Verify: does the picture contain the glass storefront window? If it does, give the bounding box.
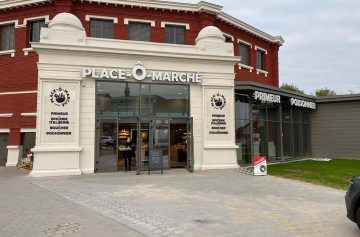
[267,103,280,121]
[150,84,189,117]
[96,82,189,118]
[235,93,250,120]
[252,119,267,157]
[267,121,282,161]
[235,119,251,165]
[282,122,293,158]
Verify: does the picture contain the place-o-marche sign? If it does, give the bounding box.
[82,61,201,84]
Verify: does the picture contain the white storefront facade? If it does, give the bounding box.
[30,13,239,177]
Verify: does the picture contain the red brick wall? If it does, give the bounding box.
[0,0,281,144]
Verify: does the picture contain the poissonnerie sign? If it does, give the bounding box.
[83,61,201,84]
[290,98,316,109]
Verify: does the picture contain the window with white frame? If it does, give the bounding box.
[0,24,15,51]
[239,43,250,66]
[165,25,185,45]
[90,19,114,39]
[128,22,151,42]
[29,19,45,44]
[256,49,265,70]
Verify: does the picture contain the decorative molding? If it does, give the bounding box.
[238,63,253,72]
[0,128,10,133]
[85,15,118,23]
[20,128,36,133]
[21,112,37,117]
[0,90,37,95]
[0,113,13,118]
[256,68,268,77]
[23,48,34,56]
[255,45,267,54]
[161,21,190,29]
[237,39,252,48]
[124,18,155,27]
[0,50,15,57]
[222,32,234,42]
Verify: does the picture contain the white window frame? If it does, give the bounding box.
[256,68,268,77]
[238,63,254,72]
[223,32,234,42]
[20,128,36,133]
[0,20,18,57]
[237,38,252,48]
[161,21,190,30]
[255,45,267,54]
[0,128,10,133]
[18,15,50,28]
[85,15,118,24]
[124,18,155,27]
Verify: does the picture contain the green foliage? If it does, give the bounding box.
[315,87,336,97]
[280,83,304,94]
[268,159,360,189]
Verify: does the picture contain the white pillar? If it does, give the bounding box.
[6,145,22,166]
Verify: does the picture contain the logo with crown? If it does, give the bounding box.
[50,87,70,107]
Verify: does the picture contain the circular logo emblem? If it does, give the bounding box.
[211,93,226,110]
[50,87,70,107]
[260,165,267,173]
[132,62,147,81]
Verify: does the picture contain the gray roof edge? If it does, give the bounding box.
[235,81,316,101]
[316,94,360,103]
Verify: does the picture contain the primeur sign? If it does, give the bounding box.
[83,61,202,84]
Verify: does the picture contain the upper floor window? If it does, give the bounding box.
[165,25,185,45]
[29,19,45,44]
[128,22,151,42]
[256,49,265,70]
[239,43,250,66]
[90,19,113,39]
[0,24,15,51]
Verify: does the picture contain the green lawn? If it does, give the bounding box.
[267,159,360,190]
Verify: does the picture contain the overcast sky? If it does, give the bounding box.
[178,0,360,95]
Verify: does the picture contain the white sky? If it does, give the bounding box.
[178,0,360,95]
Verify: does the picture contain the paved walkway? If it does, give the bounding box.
[0,167,358,237]
[0,167,144,237]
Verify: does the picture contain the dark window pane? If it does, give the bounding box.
[165,25,185,44]
[29,19,45,44]
[90,19,113,39]
[253,119,267,157]
[256,50,265,70]
[267,103,280,121]
[239,43,249,65]
[235,119,252,165]
[267,121,282,161]
[293,123,303,157]
[282,122,293,158]
[128,22,150,42]
[235,93,250,120]
[303,124,311,156]
[252,102,267,121]
[0,24,15,50]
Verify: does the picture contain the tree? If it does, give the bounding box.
[280,83,304,94]
[315,87,336,97]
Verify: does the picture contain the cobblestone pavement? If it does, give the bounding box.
[1,167,358,237]
[0,167,144,237]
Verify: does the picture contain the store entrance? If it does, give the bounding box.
[95,118,193,173]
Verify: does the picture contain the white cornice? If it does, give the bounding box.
[0,0,284,45]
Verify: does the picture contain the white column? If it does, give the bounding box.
[6,145,22,166]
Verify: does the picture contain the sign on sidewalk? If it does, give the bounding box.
[253,156,267,176]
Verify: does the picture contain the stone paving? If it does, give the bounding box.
[0,167,144,237]
[1,167,359,237]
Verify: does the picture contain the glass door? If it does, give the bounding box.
[118,118,139,172]
[96,118,118,172]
